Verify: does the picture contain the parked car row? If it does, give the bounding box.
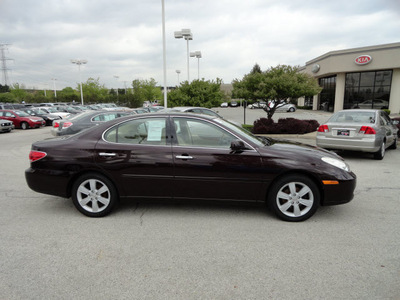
[0,110,46,130]
[247,101,297,112]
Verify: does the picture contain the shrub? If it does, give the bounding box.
[383,109,391,115]
[253,118,319,134]
[241,124,254,132]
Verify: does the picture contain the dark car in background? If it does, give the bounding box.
[26,112,356,222]
[0,109,45,129]
[51,110,131,136]
[21,108,62,126]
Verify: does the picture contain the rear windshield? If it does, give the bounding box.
[329,111,376,124]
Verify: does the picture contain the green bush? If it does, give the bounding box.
[383,109,391,115]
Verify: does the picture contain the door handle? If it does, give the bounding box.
[175,155,193,160]
[99,152,117,157]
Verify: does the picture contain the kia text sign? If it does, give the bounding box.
[355,55,372,65]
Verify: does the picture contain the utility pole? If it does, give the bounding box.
[0,44,12,86]
[52,78,57,98]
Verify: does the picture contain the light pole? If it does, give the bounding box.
[174,29,192,82]
[162,0,168,107]
[51,78,57,99]
[71,59,87,105]
[113,75,119,96]
[176,70,181,85]
[190,51,202,80]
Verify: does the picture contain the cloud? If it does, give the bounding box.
[1,0,399,90]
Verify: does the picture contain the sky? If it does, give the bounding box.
[1,0,399,91]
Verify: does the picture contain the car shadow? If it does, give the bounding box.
[115,198,273,219]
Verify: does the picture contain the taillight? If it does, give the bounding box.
[62,122,73,128]
[29,151,47,162]
[359,126,376,134]
[53,121,60,128]
[317,125,329,133]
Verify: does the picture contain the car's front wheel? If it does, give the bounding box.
[268,175,319,222]
[21,122,29,130]
[72,173,118,217]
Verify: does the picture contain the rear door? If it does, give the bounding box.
[94,116,174,199]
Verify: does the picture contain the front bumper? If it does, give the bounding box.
[321,172,357,206]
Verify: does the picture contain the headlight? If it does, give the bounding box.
[321,157,350,172]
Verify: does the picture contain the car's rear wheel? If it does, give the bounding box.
[374,142,385,160]
[268,175,319,222]
[288,107,295,112]
[389,137,397,150]
[21,122,29,130]
[72,173,117,217]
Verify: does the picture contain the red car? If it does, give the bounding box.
[0,109,45,129]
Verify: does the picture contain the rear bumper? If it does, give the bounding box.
[316,136,380,152]
[25,167,71,198]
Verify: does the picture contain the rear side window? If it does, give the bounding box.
[104,118,167,145]
[92,113,118,122]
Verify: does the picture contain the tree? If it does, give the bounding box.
[167,79,224,108]
[131,78,162,105]
[0,84,10,93]
[232,65,322,119]
[58,87,79,103]
[78,78,109,104]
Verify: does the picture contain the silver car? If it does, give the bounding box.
[316,109,398,160]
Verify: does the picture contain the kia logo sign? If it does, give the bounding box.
[355,55,372,65]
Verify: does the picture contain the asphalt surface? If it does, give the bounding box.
[1,111,399,300]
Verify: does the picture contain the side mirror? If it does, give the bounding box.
[230,140,246,152]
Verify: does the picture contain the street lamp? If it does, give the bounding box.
[190,51,202,80]
[174,29,193,82]
[113,75,119,96]
[176,70,181,85]
[71,59,87,105]
[51,78,57,98]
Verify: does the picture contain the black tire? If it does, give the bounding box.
[288,107,296,112]
[373,142,385,160]
[267,175,319,222]
[72,173,118,217]
[389,137,397,150]
[21,122,29,130]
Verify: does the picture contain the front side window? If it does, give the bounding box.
[173,118,236,148]
[104,117,167,145]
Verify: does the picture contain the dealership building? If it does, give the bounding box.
[299,42,400,114]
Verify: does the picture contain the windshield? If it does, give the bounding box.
[14,110,30,117]
[214,118,270,147]
[46,107,58,113]
[329,111,376,124]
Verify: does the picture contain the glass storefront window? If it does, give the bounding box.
[344,70,392,109]
[319,76,336,112]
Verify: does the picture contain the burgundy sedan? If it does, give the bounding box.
[0,109,45,129]
[25,113,356,221]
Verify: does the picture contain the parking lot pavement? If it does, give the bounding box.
[215,106,334,126]
[1,120,400,299]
